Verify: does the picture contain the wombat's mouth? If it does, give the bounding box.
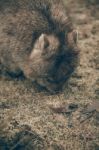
[46,76,66,84]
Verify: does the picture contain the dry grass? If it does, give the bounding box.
[0,0,99,149]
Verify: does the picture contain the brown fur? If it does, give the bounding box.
[0,0,79,93]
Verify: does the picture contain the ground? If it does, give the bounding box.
[0,0,99,150]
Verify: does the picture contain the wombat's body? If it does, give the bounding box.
[0,0,78,93]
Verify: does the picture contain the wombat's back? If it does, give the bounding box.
[0,1,53,75]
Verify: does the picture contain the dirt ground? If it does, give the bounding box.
[0,0,99,150]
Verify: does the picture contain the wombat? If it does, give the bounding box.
[0,0,79,93]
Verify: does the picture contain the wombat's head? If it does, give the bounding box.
[24,33,78,93]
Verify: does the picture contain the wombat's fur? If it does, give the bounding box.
[0,0,79,93]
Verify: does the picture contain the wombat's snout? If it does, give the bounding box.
[32,53,72,93]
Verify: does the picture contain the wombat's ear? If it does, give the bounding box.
[39,34,49,49]
[29,34,50,60]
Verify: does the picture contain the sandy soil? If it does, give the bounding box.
[0,0,99,149]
